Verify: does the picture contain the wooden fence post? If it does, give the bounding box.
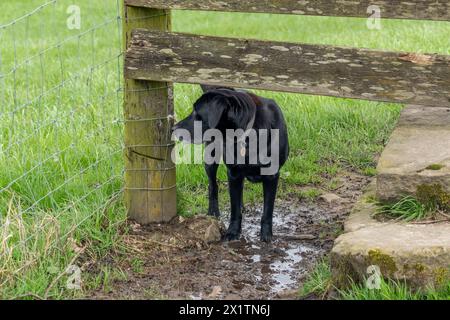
[122,2,176,224]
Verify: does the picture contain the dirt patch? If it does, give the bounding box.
[87,172,370,300]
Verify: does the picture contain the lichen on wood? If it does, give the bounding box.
[125,30,450,107]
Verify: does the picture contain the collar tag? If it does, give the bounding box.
[240,142,247,157]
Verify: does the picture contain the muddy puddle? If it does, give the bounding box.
[87,173,369,300]
[209,205,325,298]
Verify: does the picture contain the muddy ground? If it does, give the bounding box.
[87,173,370,300]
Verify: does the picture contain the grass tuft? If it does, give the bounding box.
[339,278,420,300]
[300,260,450,300]
[299,260,333,299]
[375,184,450,222]
[375,196,430,222]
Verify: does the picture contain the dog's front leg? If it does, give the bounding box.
[205,163,220,217]
[261,174,280,242]
[224,169,244,241]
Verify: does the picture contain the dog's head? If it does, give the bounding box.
[172,89,256,144]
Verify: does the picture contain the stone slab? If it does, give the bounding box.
[331,182,450,290]
[376,105,450,202]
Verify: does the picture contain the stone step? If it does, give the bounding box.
[331,182,450,291]
[376,105,450,203]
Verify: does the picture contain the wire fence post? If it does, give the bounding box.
[122,2,176,224]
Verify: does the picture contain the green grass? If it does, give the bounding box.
[300,260,450,300]
[0,0,449,298]
[339,279,450,300]
[375,184,450,222]
[0,0,126,299]
[300,260,333,299]
[376,196,431,222]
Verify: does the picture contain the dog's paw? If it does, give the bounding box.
[260,225,273,243]
[223,230,241,242]
[207,209,221,218]
[260,233,273,243]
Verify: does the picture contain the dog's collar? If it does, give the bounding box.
[237,108,256,144]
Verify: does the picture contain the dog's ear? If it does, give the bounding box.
[224,92,257,129]
[200,85,212,93]
[208,96,228,129]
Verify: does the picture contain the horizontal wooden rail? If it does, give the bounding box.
[125,30,450,107]
[125,0,450,21]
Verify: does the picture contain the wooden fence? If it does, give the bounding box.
[122,0,450,224]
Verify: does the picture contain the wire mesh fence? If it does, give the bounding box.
[0,0,126,297]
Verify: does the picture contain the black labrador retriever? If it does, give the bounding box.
[173,85,289,242]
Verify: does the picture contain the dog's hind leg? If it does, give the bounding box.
[205,163,220,217]
[224,170,244,241]
[261,174,280,242]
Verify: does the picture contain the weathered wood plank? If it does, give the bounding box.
[123,5,176,224]
[125,30,450,107]
[125,0,450,21]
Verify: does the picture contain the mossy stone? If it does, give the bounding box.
[425,164,445,171]
[433,267,450,288]
[416,184,450,212]
[367,249,398,274]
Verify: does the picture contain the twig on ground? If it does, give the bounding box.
[411,218,450,225]
[279,234,317,241]
[10,292,44,300]
[438,211,450,219]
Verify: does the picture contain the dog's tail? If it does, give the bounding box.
[200,84,235,93]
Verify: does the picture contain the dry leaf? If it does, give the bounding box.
[130,222,142,232]
[67,237,84,254]
[207,286,223,299]
[398,53,434,66]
